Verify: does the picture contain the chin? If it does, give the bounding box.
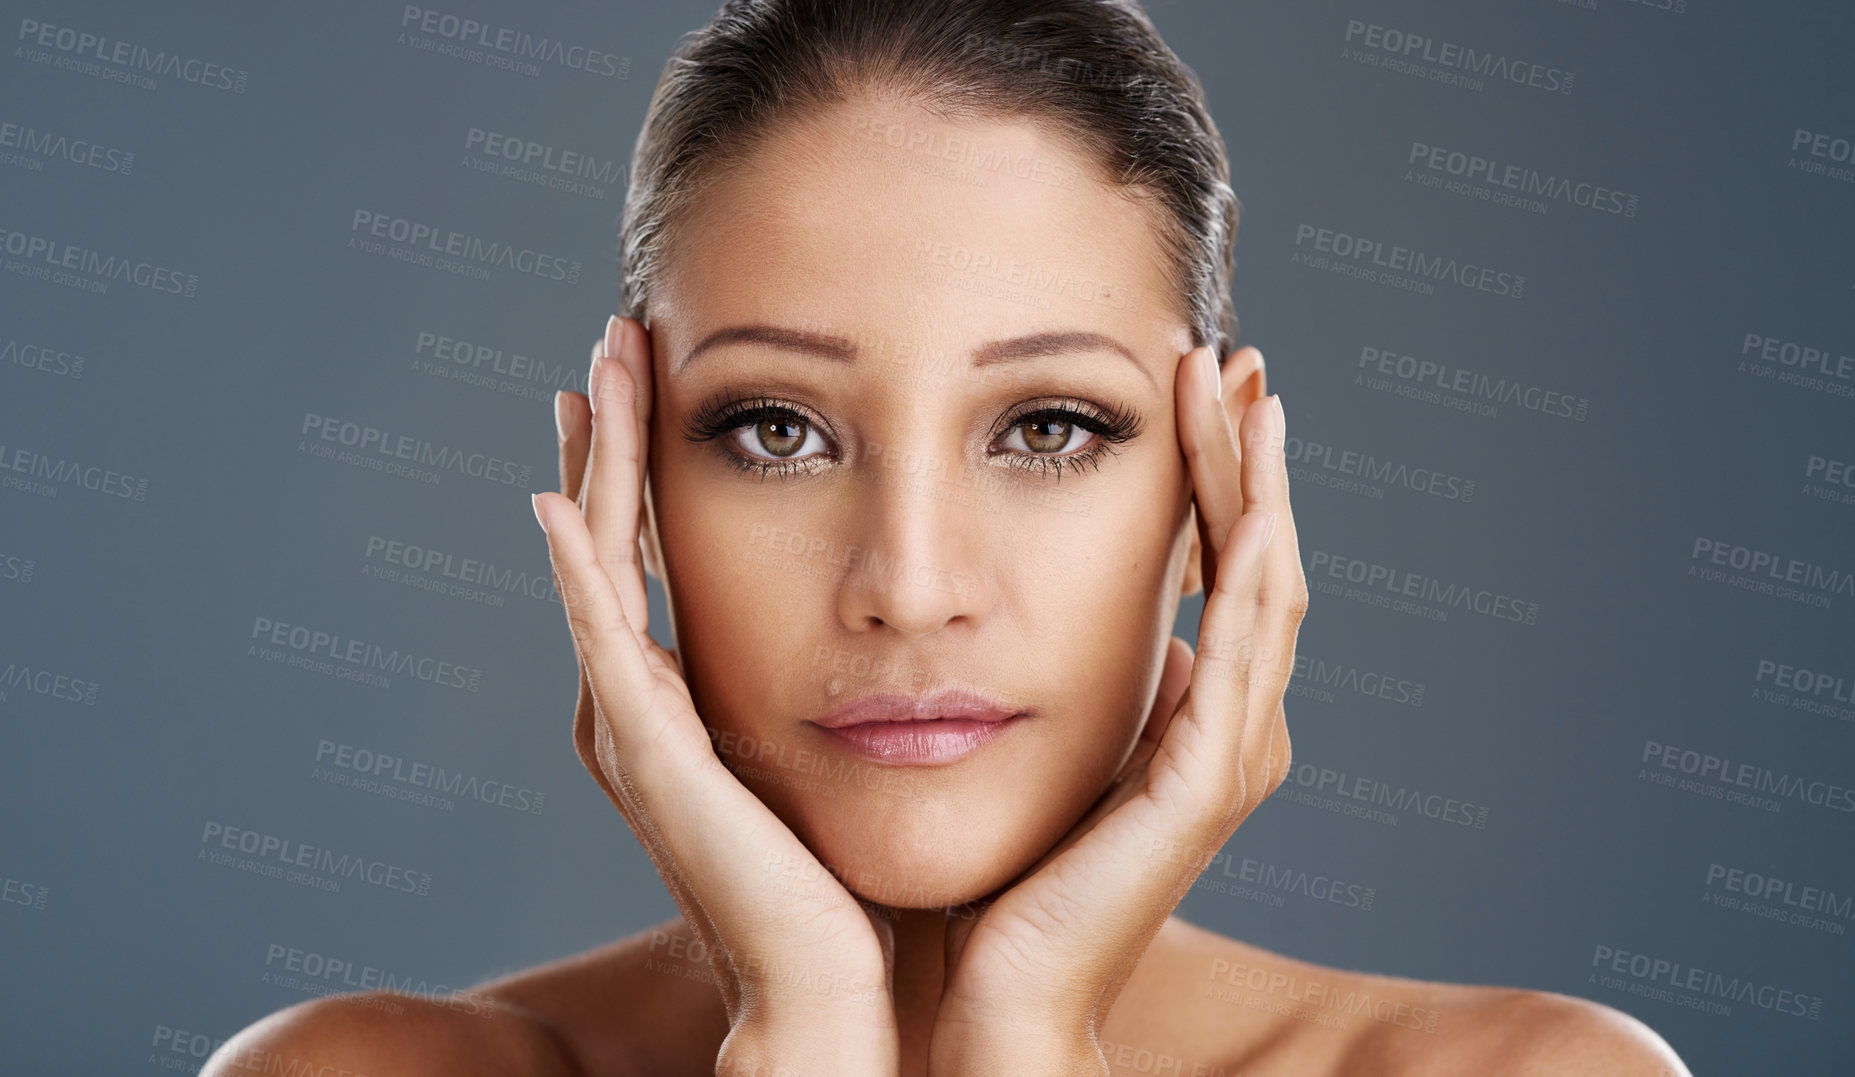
[754,772,1075,909]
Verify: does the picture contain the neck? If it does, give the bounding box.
[886,906,953,1077]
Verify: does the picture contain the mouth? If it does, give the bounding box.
[808,686,1028,765]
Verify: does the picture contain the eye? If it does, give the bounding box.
[989,401,1144,481]
[999,414,1093,455]
[681,390,839,482]
[732,414,829,461]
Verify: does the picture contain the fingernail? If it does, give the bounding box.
[588,354,605,415]
[1271,394,1285,428]
[1260,511,1279,552]
[605,314,623,367]
[553,391,569,442]
[1198,346,1221,397]
[530,493,548,534]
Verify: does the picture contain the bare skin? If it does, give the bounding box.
[198,371,1690,1076]
[201,914,1690,1077]
[204,91,1691,1077]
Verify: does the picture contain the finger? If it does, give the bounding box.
[1118,635,1194,783]
[557,389,591,500]
[1236,395,1307,767]
[533,492,658,747]
[967,517,1273,988]
[582,317,652,632]
[607,315,654,489]
[1174,346,1244,592]
[1182,507,1276,797]
[575,334,604,514]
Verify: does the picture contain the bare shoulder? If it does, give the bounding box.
[1127,917,1690,1077]
[199,990,577,1077]
[1404,987,1694,1077]
[471,915,730,1075]
[201,917,726,1077]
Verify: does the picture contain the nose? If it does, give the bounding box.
[835,445,994,637]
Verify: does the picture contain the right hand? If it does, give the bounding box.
[536,315,900,1074]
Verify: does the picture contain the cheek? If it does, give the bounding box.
[647,454,827,721]
[649,438,1188,728]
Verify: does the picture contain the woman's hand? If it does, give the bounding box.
[927,345,1308,1075]
[536,316,901,1076]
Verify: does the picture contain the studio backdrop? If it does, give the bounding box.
[1,1,1851,1073]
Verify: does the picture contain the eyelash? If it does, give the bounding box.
[679,388,1144,483]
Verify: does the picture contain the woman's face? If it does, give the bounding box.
[643,91,1202,907]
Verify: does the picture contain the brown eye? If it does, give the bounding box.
[736,415,824,460]
[758,418,805,456]
[1006,415,1089,455]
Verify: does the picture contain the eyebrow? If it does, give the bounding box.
[676,324,1155,388]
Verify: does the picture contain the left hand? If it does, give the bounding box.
[927,344,1309,1075]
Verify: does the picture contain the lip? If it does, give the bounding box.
[808,686,1027,765]
[813,686,1022,728]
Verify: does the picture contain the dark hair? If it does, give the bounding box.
[620,0,1241,361]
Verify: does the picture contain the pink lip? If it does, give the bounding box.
[809,687,1027,764]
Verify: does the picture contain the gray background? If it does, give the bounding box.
[3,0,1852,1072]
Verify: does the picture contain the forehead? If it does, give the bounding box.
[652,92,1188,373]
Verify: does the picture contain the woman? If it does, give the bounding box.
[207,1,1690,1073]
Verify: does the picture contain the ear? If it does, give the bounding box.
[1179,344,1269,597]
